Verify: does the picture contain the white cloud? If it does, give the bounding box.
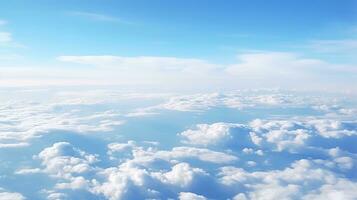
[154,146,238,164]
[179,123,242,146]
[2,50,355,92]
[158,93,221,111]
[302,179,357,200]
[0,32,12,43]
[106,140,238,165]
[0,188,25,200]
[248,118,357,152]
[178,115,357,153]
[148,91,334,112]
[308,119,357,138]
[0,100,125,148]
[55,176,90,190]
[0,142,29,148]
[91,162,151,200]
[108,140,136,153]
[250,119,311,152]
[225,51,357,91]
[27,142,223,199]
[219,159,357,200]
[5,90,356,199]
[69,11,128,23]
[179,192,207,200]
[46,192,67,200]
[152,163,207,187]
[233,193,248,200]
[35,142,98,179]
[15,168,41,175]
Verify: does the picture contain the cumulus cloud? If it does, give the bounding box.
[22,142,99,184]
[308,119,357,138]
[249,118,357,152]
[249,119,311,152]
[0,188,25,200]
[179,123,246,146]
[152,163,208,187]
[219,159,357,200]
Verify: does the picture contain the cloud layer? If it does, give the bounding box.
[1,89,356,200]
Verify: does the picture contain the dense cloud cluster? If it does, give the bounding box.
[1,90,356,199]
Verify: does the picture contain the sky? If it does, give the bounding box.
[0,1,357,200]
[0,0,356,92]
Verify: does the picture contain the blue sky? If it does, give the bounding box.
[0,0,356,91]
[1,0,356,61]
[0,0,357,59]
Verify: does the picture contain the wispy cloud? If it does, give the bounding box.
[0,20,26,48]
[69,11,130,24]
[0,32,12,43]
[308,39,357,54]
[0,20,12,43]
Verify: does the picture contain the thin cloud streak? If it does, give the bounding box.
[69,11,131,24]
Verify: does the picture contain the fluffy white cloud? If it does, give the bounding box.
[302,179,357,200]
[108,141,136,153]
[179,123,244,146]
[308,119,357,138]
[0,188,25,200]
[24,142,223,200]
[91,164,150,200]
[55,176,90,190]
[32,142,98,180]
[152,163,207,187]
[179,192,207,200]
[178,116,357,153]
[219,159,357,200]
[249,118,357,152]
[249,119,311,152]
